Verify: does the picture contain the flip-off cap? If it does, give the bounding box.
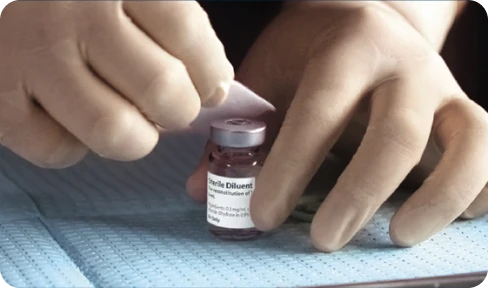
[210,118,266,148]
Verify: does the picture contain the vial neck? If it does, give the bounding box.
[217,146,260,154]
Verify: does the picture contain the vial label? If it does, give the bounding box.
[207,172,255,229]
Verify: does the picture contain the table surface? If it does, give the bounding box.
[0,134,486,288]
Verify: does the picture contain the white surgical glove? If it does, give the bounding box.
[0,1,234,167]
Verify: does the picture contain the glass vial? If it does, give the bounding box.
[207,118,266,240]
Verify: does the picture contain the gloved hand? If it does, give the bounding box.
[187,1,488,250]
[0,1,233,168]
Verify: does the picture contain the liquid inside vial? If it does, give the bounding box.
[207,118,266,240]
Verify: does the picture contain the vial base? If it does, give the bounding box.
[208,223,262,240]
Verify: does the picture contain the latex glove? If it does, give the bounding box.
[188,2,488,250]
[0,1,233,168]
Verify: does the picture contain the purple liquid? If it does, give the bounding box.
[207,146,264,240]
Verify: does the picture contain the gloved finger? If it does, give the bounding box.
[28,40,158,161]
[310,77,436,252]
[461,184,488,219]
[84,4,201,130]
[390,98,488,247]
[123,1,234,107]
[0,89,87,168]
[249,47,373,231]
[186,140,216,202]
